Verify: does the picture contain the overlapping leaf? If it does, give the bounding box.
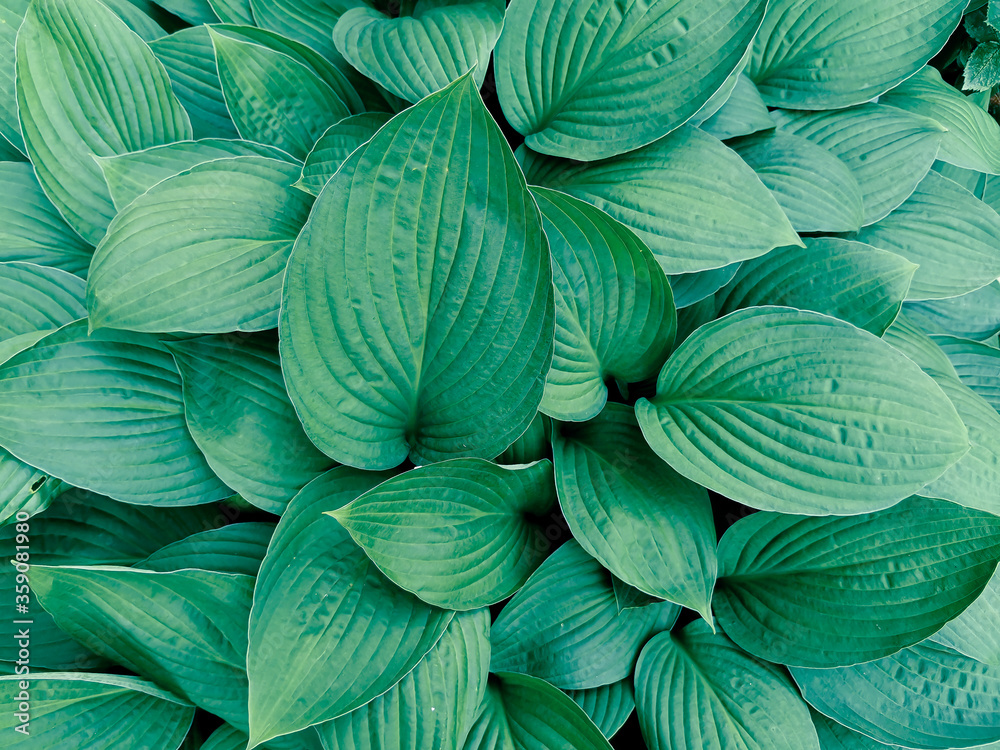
[905,281,1000,340]
[934,335,1000,412]
[698,73,774,141]
[136,522,276,576]
[566,680,634,741]
[298,112,391,195]
[935,567,1000,666]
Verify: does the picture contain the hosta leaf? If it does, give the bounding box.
[167,334,334,514]
[330,458,556,609]
[635,621,819,750]
[714,497,1000,667]
[521,126,800,274]
[281,75,553,469]
[495,0,766,160]
[730,132,865,233]
[933,335,1000,412]
[298,112,391,195]
[0,261,86,359]
[699,73,774,141]
[316,609,490,750]
[333,0,505,102]
[0,673,194,750]
[883,312,960,378]
[0,0,28,154]
[248,467,453,746]
[203,725,251,750]
[882,66,1000,174]
[88,157,313,333]
[635,307,968,514]
[250,0,364,60]
[532,187,674,421]
[136,522,276,576]
[688,54,749,126]
[935,566,1000,666]
[495,411,552,466]
[565,680,635,740]
[15,0,192,245]
[714,238,916,336]
[154,0,219,23]
[490,540,679,689]
[461,672,612,750]
[772,105,945,225]
[97,138,294,211]
[850,170,1000,300]
[810,709,895,750]
[0,321,229,505]
[668,263,741,309]
[210,0,252,24]
[792,641,1000,749]
[748,0,966,109]
[905,281,1000,340]
[32,565,256,729]
[552,404,716,617]
[0,451,66,527]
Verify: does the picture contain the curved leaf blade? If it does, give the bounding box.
[905,281,1000,341]
[565,680,634,741]
[298,112,391,195]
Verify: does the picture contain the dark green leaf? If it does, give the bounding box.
[965,40,1000,91]
[298,112,391,195]
[668,263,741,309]
[565,680,634,741]
[136,522,275,576]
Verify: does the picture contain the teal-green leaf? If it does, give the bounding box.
[203,725,251,750]
[565,680,635,741]
[490,540,679,689]
[714,497,1000,667]
[280,75,553,469]
[333,0,505,103]
[520,126,801,275]
[495,0,767,160]
[772,105,945,225]
[714,238,917,336]
[668,263,741,309]
[15,0,192,245]
[532,187,674,421]
[730,131,865,233]
[810,708,895,749]
[495,411,552,466]
[210,0,253,24]
[298,112,391,195]
[88,157,313,333]
[167,334,334,514]
[250,0,364,60]
[154,0,220,23]
[850,170,1000,300]
[552,404,716,618]
[748,0,966,109]
[0,321,230,506]
[792,640,1000,749]
[905,281,1000,340]
[330,458,557,609]
[136,522,276,576]
[0,0,28,154]
[0,451,65,527]
[933,335,1000,412]
[699,73,774,141]
[316,609,490,750]
[964,39,1000,91]
[936,566,1000,666]
[882,312,961,379]
[0,673,194,749]
[688,58,750,127]
[0,261,86,358]
[461,672,612,750]
[248,467,453,746]
[634,620,820,750]
[636,307,968,514]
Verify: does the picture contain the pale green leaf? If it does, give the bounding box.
[0,0,28,154]
[905,281,1000,341]
[936,566,1000,666]
[699,73,774,141]
[210,0,253,24]
[250,0,364,60]
[298,112,391,195]
[882,312,960,379]
[668,263,741,309]
[965,40,1000,91]
[933,335,1000,412]
[810,709,895,749]
[0,261,86,356]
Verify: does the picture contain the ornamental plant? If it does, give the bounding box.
[1,0,1000,748]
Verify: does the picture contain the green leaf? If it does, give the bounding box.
[792,640,1000,749]
[0,672,194,749]
[636,307,968,514]
[494,0,767,160]
[15,0,192,245]
[250,0,365,61]
[136,522,276,576]
[933,335,1000,412]
[850,170,1000,300]
[330,458,557,609]
[730,131,865,233]
[167,334,334,514]
[882,312,961,379]
[0,261,86,355]
[248,467,453,746]
[936,566,1000,666]
[462,672,613,750]
[154,0,219,23]
[687,53,749,126]
[532,187,674,421]
[0,451,66,527]
[668,263,741,309]
[316,609,490,750]
[634,620,820,750]
[202,725,251,750]
[749,0,966,108]
[281,75,553,469]
[810,708,895,749]
[495,411,552,466]
[31,565,256,729]
[714,497,1000,667]
[552,404,715,618]
[520,126,801,274]
[210,0,253,24]
[490,539,679,689]
[88,156,313,333]
[565,680,635,741]
[0,163,94,276]
[0,321,229,506]
[714,238,917,336]
[965,40,1000,91]
[882,66,1000,174]
[772,105,946,225]
[0,0,28,154]
[298,112,391,195]
[905,281,1000,340]
[699,73,775,141]
[333,0,505,102]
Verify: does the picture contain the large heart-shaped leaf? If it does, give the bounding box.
[748,0,966,109]
[532,187,674,421]
[635,307,968,514]
[330,458,556,609]
[935,566,1000,666]
[88,157,313,333]
[552,404,716,618]
[15,0,192,244]
[298,112,391,195]
[495,0,766,159]
[713,497,1000,667]
[905,281,1000,340]
[520,126,801,274]
[634,621,820,750]
[280,75,553,469]
[248,467,453,746]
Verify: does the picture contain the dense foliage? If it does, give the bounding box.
[0,0,999,748]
